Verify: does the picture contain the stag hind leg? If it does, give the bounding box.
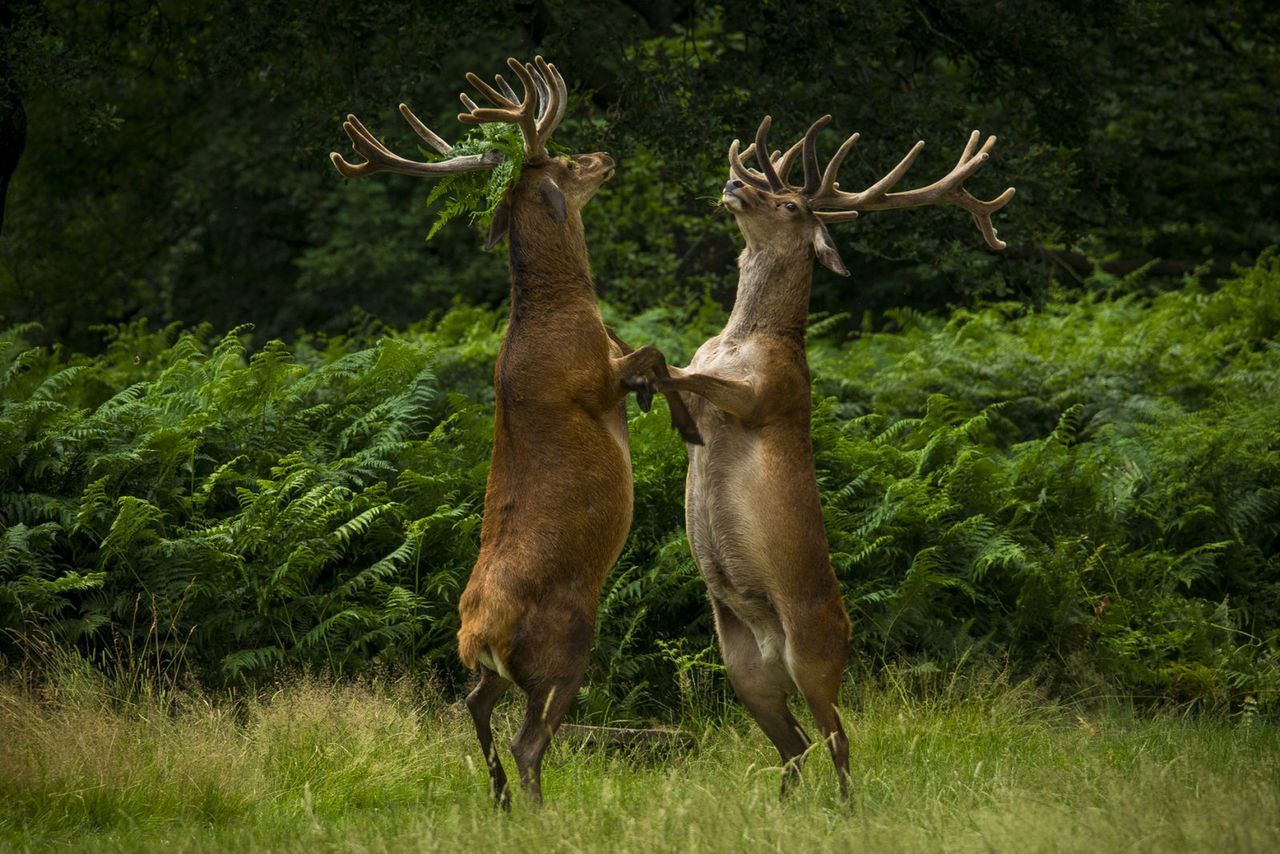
[504,616,592,805]
[508,675,582,805]
[711,596,811,795]
[785,610,852,800]
[467,665,513,807]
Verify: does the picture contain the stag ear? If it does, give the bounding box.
[485,198,511,250]
[539,176,567,223]
[812,221,849,277]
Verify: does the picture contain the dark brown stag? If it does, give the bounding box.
[653,116,1014,798]
[331,56,699,806]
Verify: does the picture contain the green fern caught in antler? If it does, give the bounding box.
[423,122,528,239]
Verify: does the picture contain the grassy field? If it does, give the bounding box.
[1,666,1277,853]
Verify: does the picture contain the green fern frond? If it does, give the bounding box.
[424,122,528,240]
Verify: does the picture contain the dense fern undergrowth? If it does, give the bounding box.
[3,255,1278,718]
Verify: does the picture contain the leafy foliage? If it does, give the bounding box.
[4,258,1279,715]
[423,121,527,239]
[0,308,503,682]
[4,1,1278,346]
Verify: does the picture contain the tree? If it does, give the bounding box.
[1,0,1277,348]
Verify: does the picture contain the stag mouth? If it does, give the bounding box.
[721,187,746,212]
[590,152,616,183]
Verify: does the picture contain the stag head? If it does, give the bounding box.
[722,116,1015,275]
[330,56,614,250]
[455,56,615,246]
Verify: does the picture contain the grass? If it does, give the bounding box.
[1,663,1277,853]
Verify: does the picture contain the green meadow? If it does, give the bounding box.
[3,665,1277,853]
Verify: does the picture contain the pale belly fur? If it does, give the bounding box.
[683,337,793,662]
[686,431,788,664]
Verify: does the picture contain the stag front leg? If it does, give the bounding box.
[606,328,653,412]
[610,342,703,444]
[651,368,758,422]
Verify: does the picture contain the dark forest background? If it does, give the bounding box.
[2,1,1279,717]
[4,0,1276,346]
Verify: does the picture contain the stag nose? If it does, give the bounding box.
[724,179,744,194]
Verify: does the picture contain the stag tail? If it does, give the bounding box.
[456,582,520,678]
[457,626,484,670]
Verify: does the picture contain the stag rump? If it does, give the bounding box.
[331,56,698,807]
[653,116,1014,799]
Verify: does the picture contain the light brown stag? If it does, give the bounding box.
[652,116,1014,798]
[331,56,700,806]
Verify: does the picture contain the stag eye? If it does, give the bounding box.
[785,202,798,212]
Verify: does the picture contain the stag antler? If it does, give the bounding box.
[459,56,567,164]
[729,117,1015,250]
[330,104,502,179]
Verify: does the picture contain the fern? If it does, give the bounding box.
[424,122,528,240]
[3,256,1280,713]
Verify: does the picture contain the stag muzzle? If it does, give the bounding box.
[722,179,747,210]
[589,152,616,180]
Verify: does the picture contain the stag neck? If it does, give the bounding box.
[722,240,815,344]
[507,206,598,303]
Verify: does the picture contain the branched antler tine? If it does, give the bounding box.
[728,138,773,191]
[459,92,481,114]
[813,209,860,224]
[503,57,544,158]
[463,107,534,124]
[342,114,379,150]
[732,142,788,188]
[837,140,925,207]
[329,151,361,177]
[341,117,399,162]
[800,115,832,195]
[340,116,396,169]
[901,148,991,201]
[968,185,1016,212]
[813,132,859,200]
[949,132,995,177]
[974,133,998,161]
[331,112,499,179]
[880,132,1001,205]
[865,140,926,201]
[958,186,1016,250]
[753,117,783,191]
[465,71,516,108]
[535,56,567,138]
[398,103,452,155]
[526,62,550,122]
[331,119,382,178]
[832,131,1014,249]
[775,139,804,186]
[733,142,773,187]
[493,74,519,104]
